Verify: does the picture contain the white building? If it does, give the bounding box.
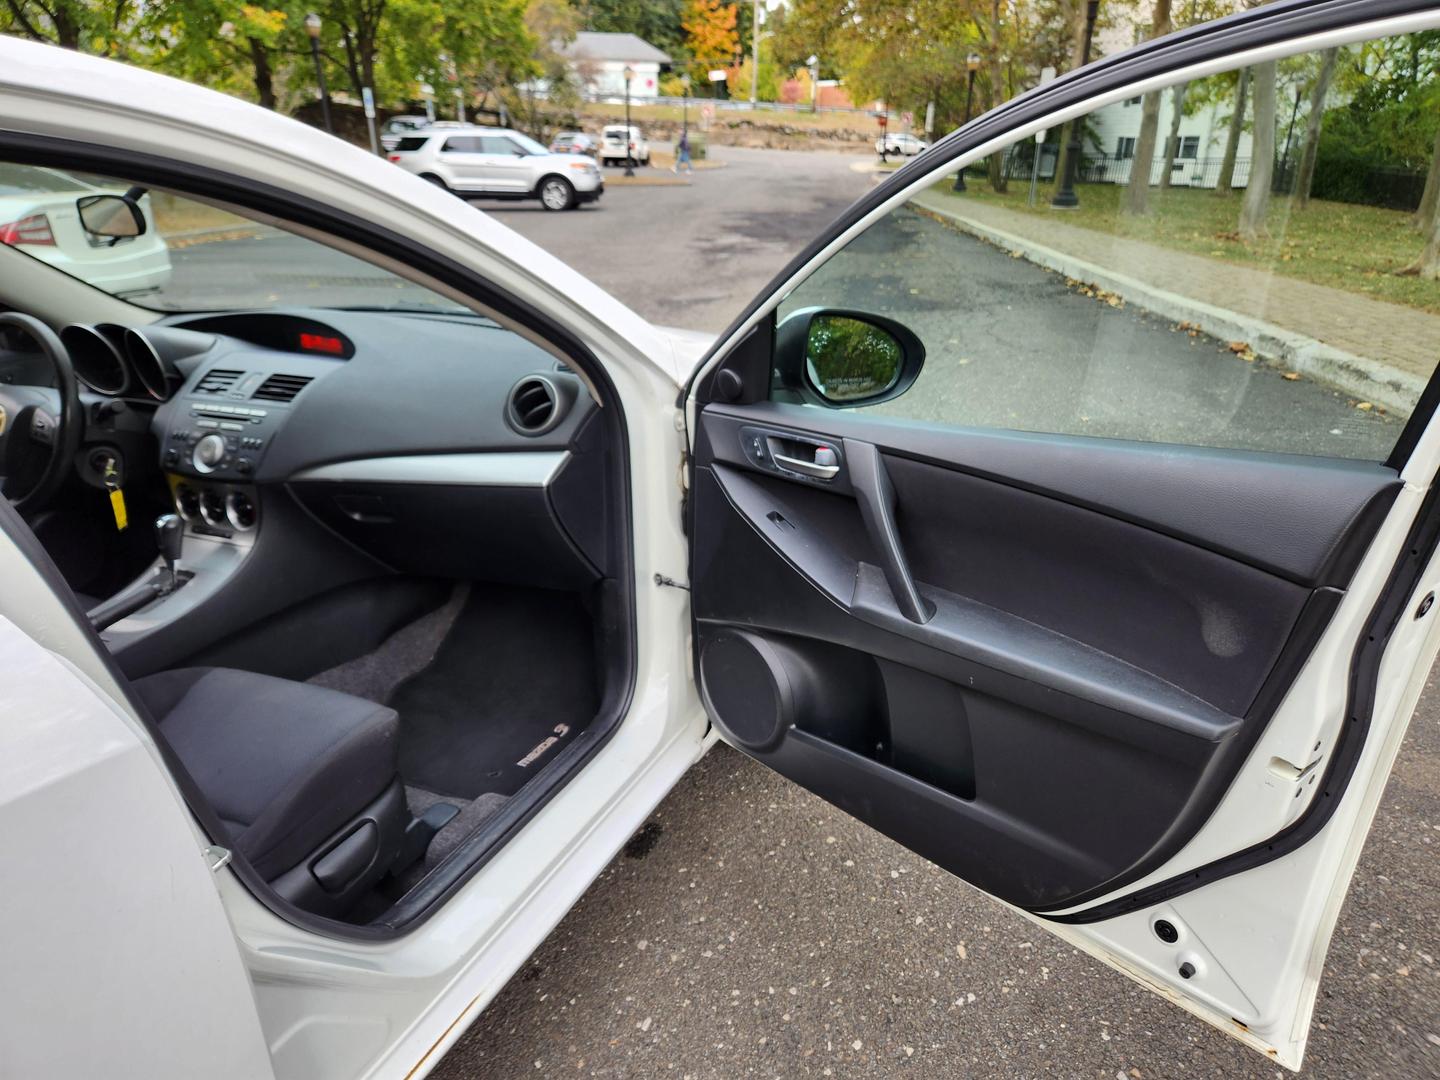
[1087,90,1255,188]
[561,32,671,101]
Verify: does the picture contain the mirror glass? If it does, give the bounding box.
[804,314,904,403]
[77,195,144,239]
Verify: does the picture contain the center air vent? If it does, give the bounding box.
[505,374,571,436]
[252,373,313,402]
[195,368,243,395]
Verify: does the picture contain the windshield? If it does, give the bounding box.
[0,163,470,315]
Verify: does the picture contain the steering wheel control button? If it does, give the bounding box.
[192,433,226,474]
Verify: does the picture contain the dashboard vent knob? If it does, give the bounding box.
[506,375,570,436]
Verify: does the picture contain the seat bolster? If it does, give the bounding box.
[238,707,400,879]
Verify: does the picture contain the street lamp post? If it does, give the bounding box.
[807,54,819,113]
[623,65,635,177]
[1050,0,1100,209]
[304,13,333,135]
[952,51,983,192]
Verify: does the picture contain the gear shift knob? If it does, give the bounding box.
[154,513,183,576]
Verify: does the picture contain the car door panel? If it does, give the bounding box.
[691,400,1400,912]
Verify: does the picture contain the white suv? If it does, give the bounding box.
[600,125,650,167]
[387,126,602,210]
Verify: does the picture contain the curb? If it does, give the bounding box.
[909,190,1425,417]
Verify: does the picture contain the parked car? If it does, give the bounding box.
[876,132,930,156]
[387,125,602,210]
[379,115,430,152]
[549,131,597,157]
[600,124,649,167]
[0,5,1436,1077]
[0,163,170,296]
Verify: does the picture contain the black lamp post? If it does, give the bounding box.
[952,52,983,192]
[879,103,888,164]
[304,13,333,135]
[1051,0,1100,209]
[623,64,635,176]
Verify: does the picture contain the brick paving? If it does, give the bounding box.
[912,190,1440,383]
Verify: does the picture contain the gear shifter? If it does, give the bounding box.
[88,513,187,632]
[155,513,183,582]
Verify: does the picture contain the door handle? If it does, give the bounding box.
[771,452,839,480]
[844,439,934,624]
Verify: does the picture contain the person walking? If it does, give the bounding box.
[673,131,693,175]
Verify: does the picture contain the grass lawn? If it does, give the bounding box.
[937,180,1440,315]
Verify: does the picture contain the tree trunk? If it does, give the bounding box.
[1412,125,1440,232]
[1239,60,1277,245]
[1215,68,1248,195]
[1294,48,1338,209]
[1122,0,1172,214]
[248,37,276,110]
[986,0,1007,193]
[1159,82,1187,190]
[1401,199,1440,278]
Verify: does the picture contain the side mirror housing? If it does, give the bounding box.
[77,194,146,240]
[774,307,925,408]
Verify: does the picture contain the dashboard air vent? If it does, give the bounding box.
[251,373,313,402]
[195,368,243,394]
[506,375,568,436]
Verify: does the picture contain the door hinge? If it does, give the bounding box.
[203,844,233,872]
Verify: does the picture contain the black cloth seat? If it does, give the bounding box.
[133,667,401,881]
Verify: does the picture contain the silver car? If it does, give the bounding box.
[387,126,603,211]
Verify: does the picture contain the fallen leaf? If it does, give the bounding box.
[1357,402,1374,411]
[1282,372,1300,381]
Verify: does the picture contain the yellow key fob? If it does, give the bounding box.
[109,487,128,531]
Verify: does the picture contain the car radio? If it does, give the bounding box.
[161,399,282,481]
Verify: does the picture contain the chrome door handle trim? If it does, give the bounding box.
[772,453,839,479]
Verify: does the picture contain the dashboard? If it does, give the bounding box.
[57,307,608,590]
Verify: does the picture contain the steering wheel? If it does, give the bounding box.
[0,312,81,515]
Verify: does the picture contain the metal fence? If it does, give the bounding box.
[984,145,1255,190]
[580,90,871,116]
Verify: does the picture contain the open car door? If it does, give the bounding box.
[684,1,1440,1069]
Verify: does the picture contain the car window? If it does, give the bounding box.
[775,28,1438,462]
[479,136,519,155]
[0,159,469,314]
[394,136,431,152]
[507,132,549,155]
[441,136,483,153]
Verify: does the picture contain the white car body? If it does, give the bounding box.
[876,132,929,156]
[0,163,170,295]
[600,124,650,166]
[2,6,1439,1078]
[387,124,603,209]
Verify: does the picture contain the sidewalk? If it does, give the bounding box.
[911,188,1439,415]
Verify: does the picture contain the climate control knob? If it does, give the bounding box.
[192,433,226,474]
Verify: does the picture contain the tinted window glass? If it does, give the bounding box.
[395,136,431,152]
[441,137,482,153]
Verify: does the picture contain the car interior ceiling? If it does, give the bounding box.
[0,228,631,931]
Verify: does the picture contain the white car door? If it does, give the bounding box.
[682,1,1440,1070]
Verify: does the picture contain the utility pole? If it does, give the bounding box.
[749,0,760,107]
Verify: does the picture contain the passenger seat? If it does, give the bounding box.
[133,667,409,918]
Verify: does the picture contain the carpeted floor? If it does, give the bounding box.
[386,584,599,800]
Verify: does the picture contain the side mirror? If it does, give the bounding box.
[774,308,925,408]
[77,194,146,240]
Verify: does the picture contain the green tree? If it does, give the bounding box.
[1,0,132,52]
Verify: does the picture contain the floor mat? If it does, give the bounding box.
[389,585,599,799]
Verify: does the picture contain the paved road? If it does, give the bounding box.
[432,147,1439,1078]
[470,146,876,333]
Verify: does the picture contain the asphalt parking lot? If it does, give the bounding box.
[432,146,1440,1078]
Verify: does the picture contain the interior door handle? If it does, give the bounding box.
[844,439,934,624]
[771,452,839,480]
